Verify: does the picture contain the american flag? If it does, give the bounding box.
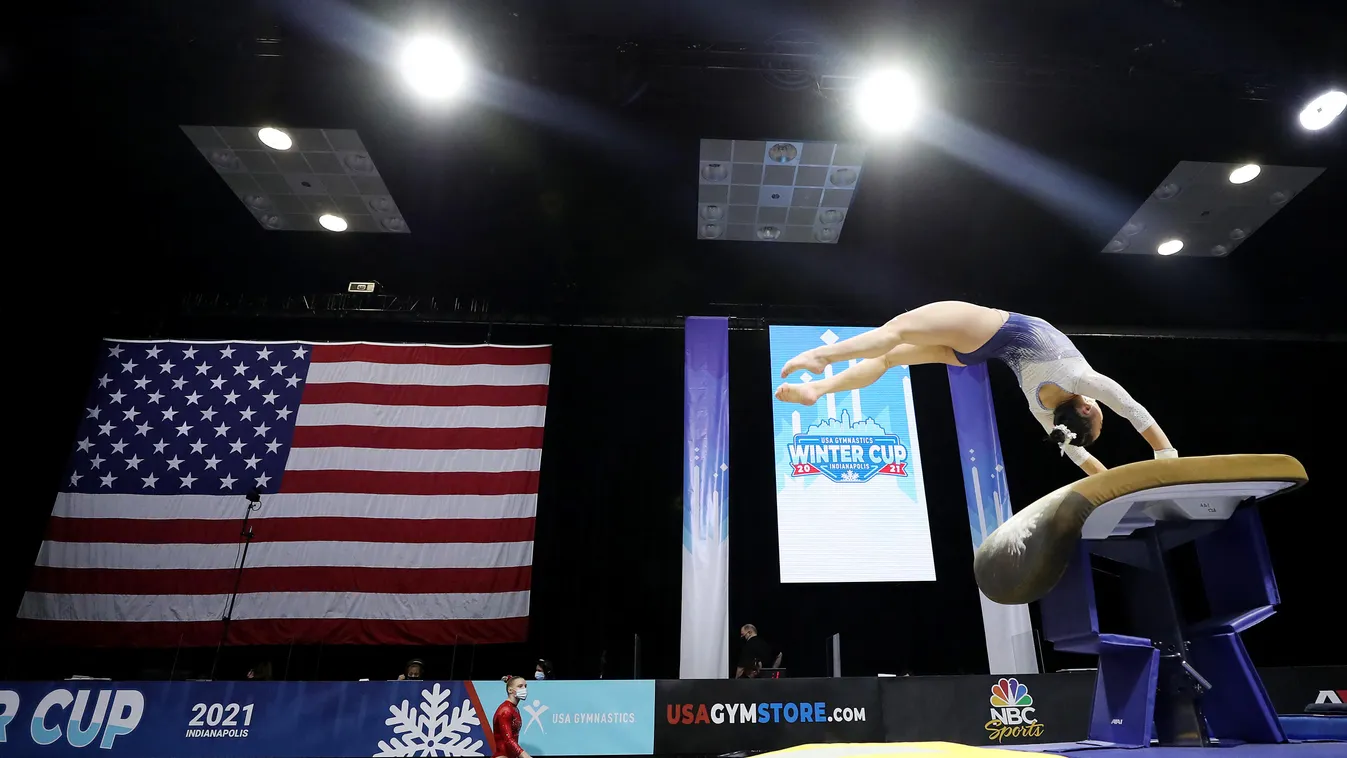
[19,339,549,646]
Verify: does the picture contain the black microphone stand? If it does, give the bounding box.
[210,486,262,680]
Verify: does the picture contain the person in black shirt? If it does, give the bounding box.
[735,624,774,678]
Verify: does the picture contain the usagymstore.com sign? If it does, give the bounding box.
[654,678,883,753]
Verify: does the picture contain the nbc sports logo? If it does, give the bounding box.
[990,678,1033,709]
[985,678,1046,743]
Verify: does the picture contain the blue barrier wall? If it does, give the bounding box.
[1,680,500,757]
[2,669,1338,756]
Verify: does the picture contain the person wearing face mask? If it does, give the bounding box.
[493,675,532,758]
[397,659,424,681]
[534,659,553,681]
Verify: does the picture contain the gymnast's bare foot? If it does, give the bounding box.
[780,349,828,378]
[775,382,823,406]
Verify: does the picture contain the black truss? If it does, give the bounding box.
[166,293,1344,342]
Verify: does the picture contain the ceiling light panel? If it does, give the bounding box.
[180,126,410,233]
[1102,161,1323,257]
[697,139,867,243]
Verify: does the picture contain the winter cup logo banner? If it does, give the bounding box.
[986,678,1045,742]
[787,431,909,482]
[769,325,936,584]
[0,686,144,750]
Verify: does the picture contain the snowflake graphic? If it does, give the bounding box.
[375,683,486,757]
[841,471,860,481]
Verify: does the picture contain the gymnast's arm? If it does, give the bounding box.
[1076,370,1174,454]
[1074,450,1108,476]
[1037,413,1108,475]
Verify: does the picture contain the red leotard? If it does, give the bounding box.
[492,700,523,758]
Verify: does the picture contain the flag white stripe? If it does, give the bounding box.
[283,446,542,473]
[36,540,534,570]
[18,590,531,622]
[50,492,538,521]
[306,361,550,387]
[295,403,546,429]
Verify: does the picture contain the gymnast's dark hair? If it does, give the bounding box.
[1050,402,1097,448]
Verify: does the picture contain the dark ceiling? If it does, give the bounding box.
[20,0,1346,332]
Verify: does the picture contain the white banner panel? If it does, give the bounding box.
[769,325,936,583]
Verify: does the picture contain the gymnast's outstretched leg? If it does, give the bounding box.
[775,343,963,405]
[779,301,1007,378]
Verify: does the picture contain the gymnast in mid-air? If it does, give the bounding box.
[774,301,1175,476]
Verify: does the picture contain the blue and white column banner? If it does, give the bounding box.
[947,363,1039,675]
[680,317,731,679]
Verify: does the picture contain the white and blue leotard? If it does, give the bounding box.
[952,312,1155,465]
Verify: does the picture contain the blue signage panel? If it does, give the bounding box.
[472,680,655,756]
[0,680,497,757]
[0,679,656,757]
[0,672,1145,756]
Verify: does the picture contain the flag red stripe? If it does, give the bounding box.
[289,425,545,450]
[300,382,549,407]
[310,344,551,366]
[45,516,536,545]
[280,470,540,496]
[13,616,528,647]
[28,565,532,595]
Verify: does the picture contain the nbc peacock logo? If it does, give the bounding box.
[985,678,1045,742]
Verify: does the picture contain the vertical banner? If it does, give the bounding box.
[946,364,1039,675]
[680,317,730,679]
[769,326,935,583]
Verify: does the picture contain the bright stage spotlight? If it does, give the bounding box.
[318,214,349,232]
[855,69,921,135]
[1157,239,1184,256]
[257,127,292,150]
[1228,164,1261,184]
[1299,90,1346,131]
[400,35,468,101]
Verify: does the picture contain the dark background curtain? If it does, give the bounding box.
[2,317,1338,680]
